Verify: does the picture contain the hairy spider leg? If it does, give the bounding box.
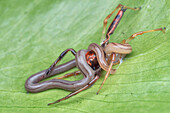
[46,48,77,75]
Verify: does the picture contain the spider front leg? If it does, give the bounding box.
[46,48,77,75]
[101,4,141,47]
[48,75,100,105]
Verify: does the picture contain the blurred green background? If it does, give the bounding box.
[0,0,169,113]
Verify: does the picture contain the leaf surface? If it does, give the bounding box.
[0,0,169,113]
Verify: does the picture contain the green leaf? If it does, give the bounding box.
[0,0,169,113]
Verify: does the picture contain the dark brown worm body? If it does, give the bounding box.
[25,43,126,93]
[25,50,100,93]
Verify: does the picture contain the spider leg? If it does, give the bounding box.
[53,71,81,79]
[96,53,116,94]
[46,48,76,75]
[48,75,100,105]
[125,27,166,43]
[101,4,141,47]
